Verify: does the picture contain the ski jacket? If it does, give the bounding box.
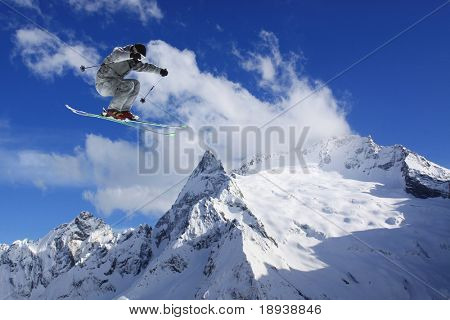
[96,45,162,83]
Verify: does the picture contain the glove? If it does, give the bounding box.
[160,68,168,77]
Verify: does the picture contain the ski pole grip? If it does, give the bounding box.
[80,65,86,72]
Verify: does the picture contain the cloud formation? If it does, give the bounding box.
[82,185,174,215]
[6,0,162,24]
[233,30,286,85]
[136,33,350,161]
[0,148,89,189]
[7,0,41,13]
[14,27,100,81]
[0,134,183,215]
[66,0,163,24]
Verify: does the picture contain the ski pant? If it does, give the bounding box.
[95,78,140,112]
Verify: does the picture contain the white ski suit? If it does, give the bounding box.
[95,45,162,112]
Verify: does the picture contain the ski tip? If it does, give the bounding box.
[65,104,75,112]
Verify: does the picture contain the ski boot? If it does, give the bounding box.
[121,111,139,121]
[102,109,139,121]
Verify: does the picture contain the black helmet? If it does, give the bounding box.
[134,43,146,57]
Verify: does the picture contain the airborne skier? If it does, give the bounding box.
[95,43,168,120]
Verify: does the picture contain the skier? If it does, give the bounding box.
[96,43,168,120]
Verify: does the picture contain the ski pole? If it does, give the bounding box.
[79,65,96,72]
[140,77,164,103]
[79,61,119,72]
[80,55,152,72]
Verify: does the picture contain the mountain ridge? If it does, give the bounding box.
[236,135,449,199]
[1,135,449,299]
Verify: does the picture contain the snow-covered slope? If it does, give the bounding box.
[1,135,449,299]
[235,166,450,299]
[0,212,152,299]
[238,135,450,199]
[124,150,296,299]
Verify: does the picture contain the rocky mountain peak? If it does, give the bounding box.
[192,150,224,176]
[173,151,229,205]
[154,151,232,248]
[77,211,94,220]
[46,211,110,247]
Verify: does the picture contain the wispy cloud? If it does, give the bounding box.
[66,0,163,24]
[0,134,182,215]
[0,118,12,144]
[5,0,162,25]
[232,30,304,92]
[138,34,350,146]
[13,27,100,81]
[0,148,90,189]
[6,0,41,13]
[83,185,172,216]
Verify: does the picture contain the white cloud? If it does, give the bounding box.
[7,0,162,24]
[7,0,41,13]
[135,35,350,165]
[66,0,163,24]
[233,30,301,90]
[80,134,183,215]
[83,185,173,216]
[0,134,183,215]
[0,148,90,188]
[14,27,100,81]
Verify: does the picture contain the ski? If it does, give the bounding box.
[125,116,188,129]
[65,105,177,136]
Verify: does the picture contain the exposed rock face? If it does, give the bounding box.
[402,152,449,199]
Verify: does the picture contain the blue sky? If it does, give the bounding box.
[0,0,449,244]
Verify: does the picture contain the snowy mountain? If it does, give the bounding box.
[1,135,449,299]
[237,135,449,199]
[0,212,152,299]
